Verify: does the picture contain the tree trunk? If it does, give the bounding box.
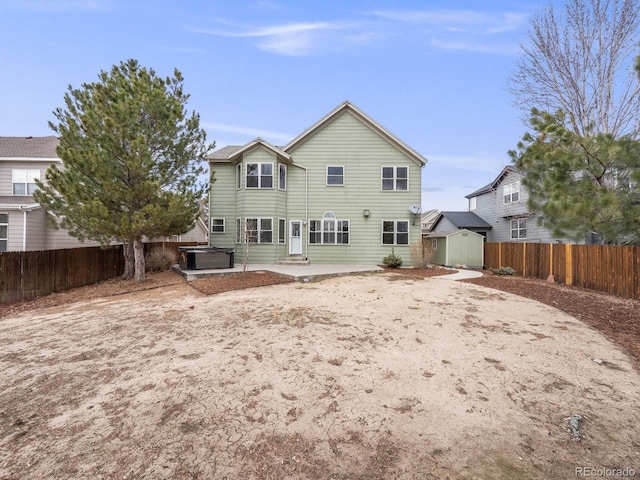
[133,238,146,283]
[122,242,135,280]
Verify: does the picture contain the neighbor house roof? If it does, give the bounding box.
[424,228,484,238]
[284,100,428,167]
[0,136,59,159]
[465,165,517,198]
[432,211,492,230]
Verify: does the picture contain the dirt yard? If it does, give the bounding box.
[1,270,639,479]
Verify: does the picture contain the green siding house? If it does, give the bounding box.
[207,101,427,265]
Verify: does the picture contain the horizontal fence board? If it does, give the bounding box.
[484,242,640,300]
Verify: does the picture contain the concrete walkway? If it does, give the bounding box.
[434,268,484,281]
[176,264,483,282]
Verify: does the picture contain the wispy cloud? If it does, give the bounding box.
[203,122,293,144]
[0,0,109,11]
[191,20,366,56]
[370,9,526,35]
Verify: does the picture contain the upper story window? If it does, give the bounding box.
[469,197,477,211]
[279,164,287,190]
[0,214,7,252]
[12,169,40,195]
[503,181,520,204]
[326,166,344,186]
[381,166,408,191]
[236,164,242,189]
[246,162,273,189]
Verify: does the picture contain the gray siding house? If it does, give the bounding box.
[465,166,580,243]
[207,101,427,265]
[0,136,207,251]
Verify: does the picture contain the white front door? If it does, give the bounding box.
[289,220,302,255]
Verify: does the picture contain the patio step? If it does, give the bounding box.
[276,255,310,266]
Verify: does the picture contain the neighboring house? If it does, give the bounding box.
[465,166,581,243]
[429,211,492,239]
[207,101,427,265]
[0,136,206,252]
[420,208,439,234]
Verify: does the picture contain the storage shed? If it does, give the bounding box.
[424,229,484,268]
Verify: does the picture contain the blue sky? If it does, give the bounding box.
[1,0,543,211]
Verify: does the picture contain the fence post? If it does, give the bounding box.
[522,243,526,277]
[549,243,553,275]
[565,244,573,285]
[498,242,502,268]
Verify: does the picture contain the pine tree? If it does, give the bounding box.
[35,59,212,282]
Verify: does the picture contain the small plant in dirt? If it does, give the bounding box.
[382,249,403,268]
[490,266,516,275]
[145,249,177,272]
[409,241,436,269]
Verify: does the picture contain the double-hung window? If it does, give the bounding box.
[246,163,273,188]
[236,164,242,189]
[245,218,273,243]
[503,181,520,203]
[381,166,408,191]
[12,169,40,195]
[326,166,344,186]
[278,218,286,244]
[309,212,349,245]
[211,218,225,233]
[510,218,527,239]
[279,164,287,190]
[382,220,409,245]
[0,214,7,251]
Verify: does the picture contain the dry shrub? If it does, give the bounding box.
[410,241,436,269]
[145,249,177,272]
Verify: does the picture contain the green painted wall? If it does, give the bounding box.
[209,109,424,265]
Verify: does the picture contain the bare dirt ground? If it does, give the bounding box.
[1,269,639,479]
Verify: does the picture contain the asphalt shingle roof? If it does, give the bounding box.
[437,211,492,229]
[0,136,59,158]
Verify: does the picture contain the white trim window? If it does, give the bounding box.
[236,218,242,243]
[469,197,477,211]
[326,166,344,186]
[278,218,286,244]
[510,218,527,239]
[381,166,408,191]
[279,164,287,190]
[503,181,520,204]
[211,218,225,234]
[0,214,7,252]
[246,162,273,189]
[309,212,349,245]
[382,220,409,245]
[245,218,273,243]
[236,164,242,189]
[12,169,40,195]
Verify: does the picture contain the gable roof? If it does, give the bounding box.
[0,136,59,159]
[465,165,517,198]
[283,101,427,167]
[424,228,484,239]
[432,211,492,230]
[207,138,292,164]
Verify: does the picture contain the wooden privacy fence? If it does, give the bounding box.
[484,242,640,300]
[0,242,205,304]
[0,246,125,304]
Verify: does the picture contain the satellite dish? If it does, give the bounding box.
[409,204,422,215]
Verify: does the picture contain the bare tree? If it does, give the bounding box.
[510,0,640,137]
